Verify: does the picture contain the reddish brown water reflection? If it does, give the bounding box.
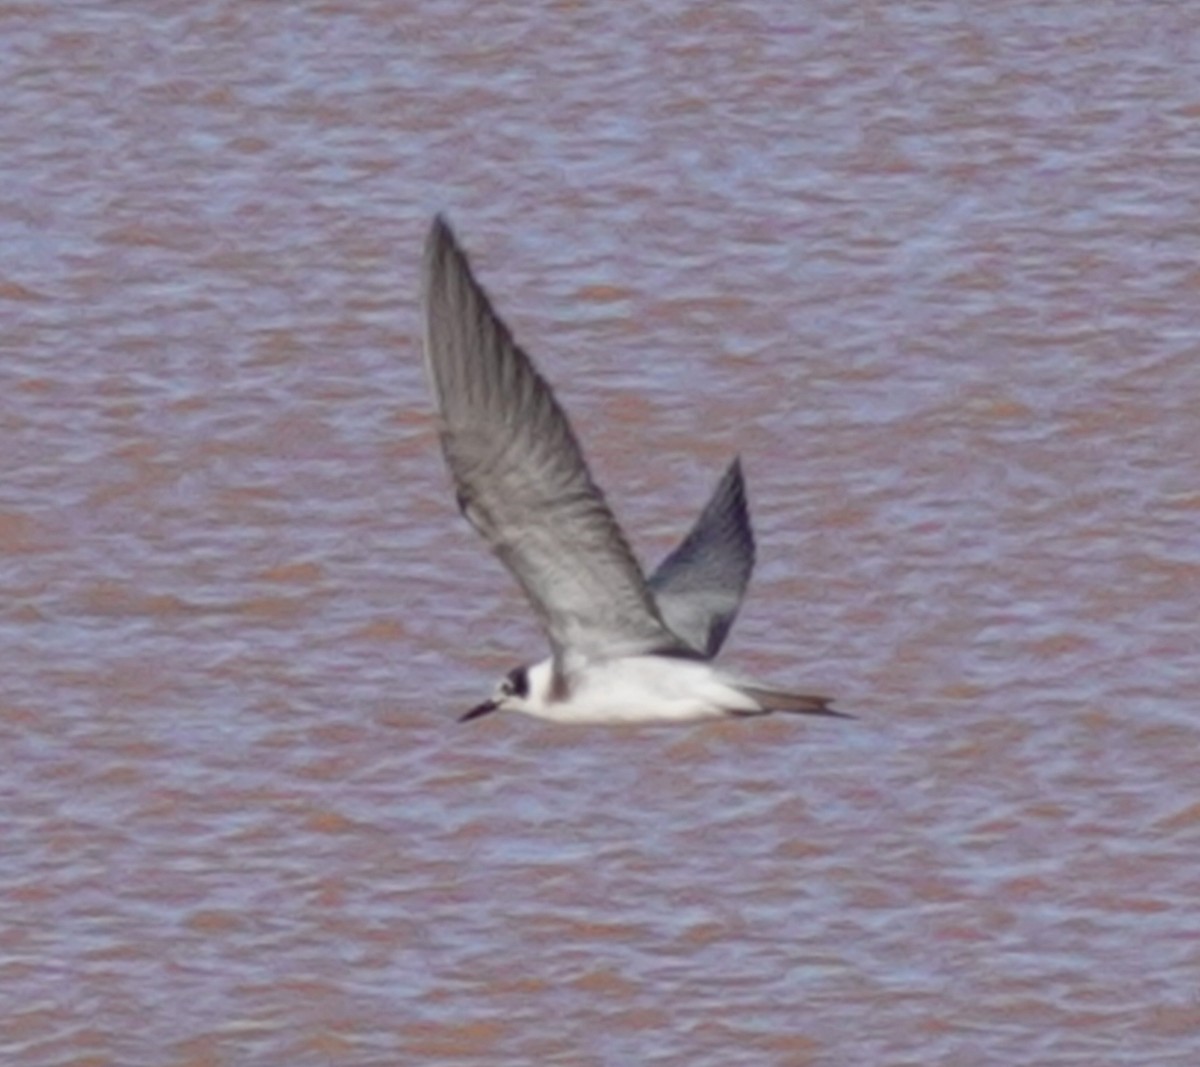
[3,1,1199,1064]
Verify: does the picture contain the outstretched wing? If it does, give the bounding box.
[648,457,755,658]
[422,216,686,667]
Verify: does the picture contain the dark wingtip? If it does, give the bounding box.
[426,213,459,263]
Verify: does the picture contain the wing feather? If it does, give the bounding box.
[422,217,684,666]
[648,457,755,658]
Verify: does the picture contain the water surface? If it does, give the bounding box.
[3,2,1198,1064]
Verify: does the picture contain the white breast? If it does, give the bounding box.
[527,655,760,724]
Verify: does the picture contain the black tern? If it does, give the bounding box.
[422,215,844,724]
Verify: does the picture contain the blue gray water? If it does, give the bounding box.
[3,2,1198,1064]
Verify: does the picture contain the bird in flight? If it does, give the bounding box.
[421,216,845,725]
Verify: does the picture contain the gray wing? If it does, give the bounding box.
[422,216,687,667]
[647,457,755,659]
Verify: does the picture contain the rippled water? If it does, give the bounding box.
[3,1,1199,1064]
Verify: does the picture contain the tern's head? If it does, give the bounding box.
[459,661,550,722]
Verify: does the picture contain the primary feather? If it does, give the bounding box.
[422,217,687,669]
[649,456,755,658]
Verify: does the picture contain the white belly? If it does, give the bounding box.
[526,655,759,725]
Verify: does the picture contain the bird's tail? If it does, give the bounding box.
[737,685,852,719]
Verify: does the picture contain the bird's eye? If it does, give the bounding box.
[506,667,529,698]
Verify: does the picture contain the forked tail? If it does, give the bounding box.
[738,685,852,719]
